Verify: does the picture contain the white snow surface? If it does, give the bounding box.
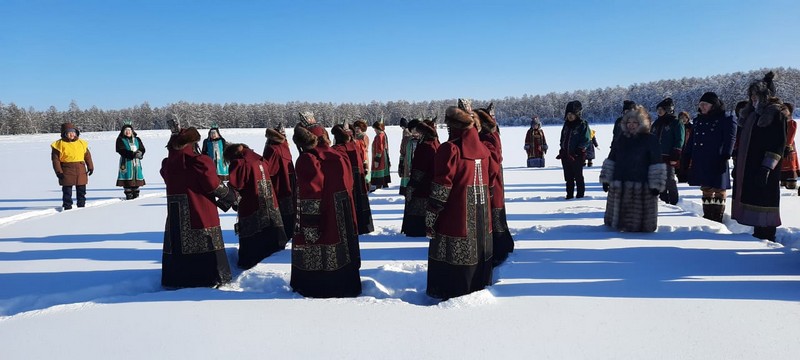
[1,124,799,359]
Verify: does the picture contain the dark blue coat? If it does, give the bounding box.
[682,111,737,189]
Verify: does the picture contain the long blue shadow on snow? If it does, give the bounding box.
[494,229,800,301]
[4,231,165,244]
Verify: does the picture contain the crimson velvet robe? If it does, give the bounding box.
[426,127,495,299]
[160,145,231,288]
[228,148,288,269]
[291,144,362,298]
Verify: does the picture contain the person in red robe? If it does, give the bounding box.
[290,113,362,298]
[370,121,391,190]
[780,102,799,189]
[352,120,370,180]
[224,143,288,270]
[401,120,439,237]
[426,99,496,299]
[160,127,235,289]
[332,123,375,235]
[524,116,548,167]
[475,104,514,266]
[263,125,296,240]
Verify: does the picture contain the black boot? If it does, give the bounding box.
[576,179,585,198]
[566,181,575,199]
[132,187,140,199]
[124,188,134,200]
[753,226,777,242]
[701,197,724,223]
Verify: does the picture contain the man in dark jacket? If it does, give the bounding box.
[651,97,685,205]
[557,101,592,199]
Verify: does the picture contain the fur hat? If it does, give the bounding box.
[621,105,652,135]
[748,71,777,103]
[353,120,368,132]
[622,100,636,113]
[222,143,248,163]
[298,111,317,127]
[173,127,201,148]
[416,121,438,139]
[565,100,583,118]
[119,123,137,137]
[399,117,408,128]
[265,128,285,143]
[166,114,181,134]
[444,99,476,130]
[474,108,497,133]
[331,124,352,144]
[406,119,421,130]
[656,97,675,114]
[783,102,794,116]
[293,124,318,150]
[372,120,385,131]
[275,122,286,135]
[531,116,542,128]
[699,92,721,108]
[60,122,80,138]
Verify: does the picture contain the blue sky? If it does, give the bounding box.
[1,0,798,110]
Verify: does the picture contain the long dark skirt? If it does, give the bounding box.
[401,196,427,237]
[162,250,232,288]
[353,169,374,234]
[491,208,514,266]
[426,259,492,300]
[237,226,288,270]
[290,263,362,298]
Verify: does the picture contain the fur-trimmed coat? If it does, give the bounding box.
[731,100,787,227]
[600,132,666,232]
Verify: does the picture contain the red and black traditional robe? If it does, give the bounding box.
[525,127,547,159]
[426,127,495,299]
[263,140,297,240]
[291,144,361,298]
[160,145,232,288]
[401,137,439,237]
[480,131,513,266]
[370,131,391,188]
[228,148,288,269]
[333,141,374,234]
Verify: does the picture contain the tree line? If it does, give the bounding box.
[1,67,798,135]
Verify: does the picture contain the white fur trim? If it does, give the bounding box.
[648,163,668,192]
[599,159,615,184]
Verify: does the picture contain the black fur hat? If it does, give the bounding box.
[657,97,675,114]
[699,92,720,106]
[623,100,636,113]
[399,117,408,128]
[565,100,583,118]
[748,71,777,102]
[406,119,421,130]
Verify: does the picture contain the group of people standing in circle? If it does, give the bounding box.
[47,70,794,300]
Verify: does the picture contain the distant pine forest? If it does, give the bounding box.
[1,67,798,135]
